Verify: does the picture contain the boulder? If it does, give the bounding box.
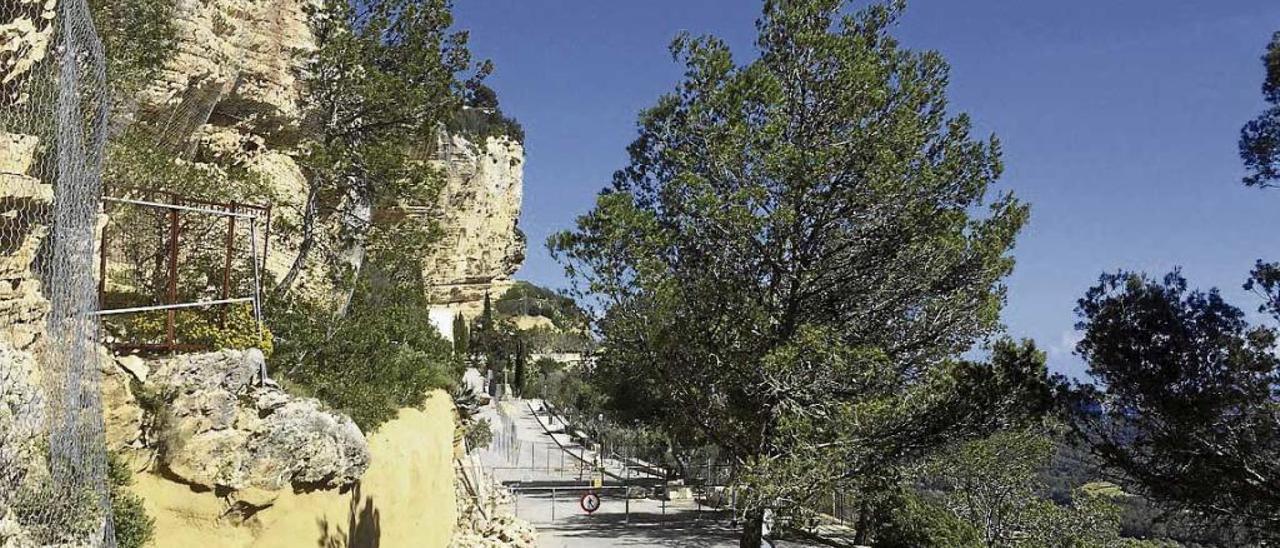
[146,349,370,492]
[244,398,368,490]
[115,354,150,384]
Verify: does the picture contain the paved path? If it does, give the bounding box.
[476,400,820,548]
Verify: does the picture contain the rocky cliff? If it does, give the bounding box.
[135,0,527,319]
[129,0,323,295]
[136,0,316,143]
[423,134,527,336]
[0,131,54,547]
[130,391,459,548]
[104,350,369,492]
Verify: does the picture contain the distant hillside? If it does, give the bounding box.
[495,281,587,331]
[492,281,595,355]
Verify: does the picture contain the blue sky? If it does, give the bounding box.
[453,1,1280,378]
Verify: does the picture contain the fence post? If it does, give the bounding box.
[625,455,631,524]
[220,202,237,328]
[248,218,263,335]
[165,207,179,349]
[262,204,272,268]
[98,205,108,308]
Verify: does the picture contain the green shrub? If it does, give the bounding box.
[268,270,456,432]
[875,491,982,548]
[10,475,100,545]
[4,450,151,546]
[464,418,493,453]
[446,107,525,144]
[103,303,273,356]
[108,452,155,548]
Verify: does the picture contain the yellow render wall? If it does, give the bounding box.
[132,391,457,548]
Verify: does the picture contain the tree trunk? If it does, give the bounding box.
[853,501,872,545]
[333,177,371,318]
[275,184,320,298]
[740,507,765,548]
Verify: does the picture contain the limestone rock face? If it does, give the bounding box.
[129,3,531,322]
[0,134,51,518]
[0,132,51,354]
[101,355,144,450]
[138,0,317,143]
[0,0,56,107]
[423,134,527,331]
[145,349,369,491]
[247,150,322,290]
[0,342,43,512]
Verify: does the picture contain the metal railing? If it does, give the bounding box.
[96,187,270,352]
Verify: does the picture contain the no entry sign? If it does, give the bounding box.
[580,491,601,514]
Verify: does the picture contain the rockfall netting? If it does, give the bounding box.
[0,0,116,546]
[91,0,274,354]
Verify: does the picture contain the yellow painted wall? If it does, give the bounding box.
[132,391,457,548]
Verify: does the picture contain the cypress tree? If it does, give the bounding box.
[472,291,496,368]
[452,312,469,357]
[514,336,527,397]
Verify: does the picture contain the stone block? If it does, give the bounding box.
[0,133,38,175]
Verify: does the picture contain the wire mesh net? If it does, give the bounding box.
[1,0,116,546]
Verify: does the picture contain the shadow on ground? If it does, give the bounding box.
[520,492,742,547]
[317,482,381,548]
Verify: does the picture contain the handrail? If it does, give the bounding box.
[102,196,261,219]
[95,297,254,316]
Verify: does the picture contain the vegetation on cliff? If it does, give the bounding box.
[108,452,156,548]
[87,0,519,436]
[263,0,528,431]
[449,82,526,144]
[271,260,455,431]
[89,0,177,95]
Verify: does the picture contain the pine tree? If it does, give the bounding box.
[550,2,1041,545]
[1241,31,1280,188]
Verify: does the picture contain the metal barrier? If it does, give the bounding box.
[96,187,270,352]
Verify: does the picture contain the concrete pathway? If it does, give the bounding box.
[476,400,821,548]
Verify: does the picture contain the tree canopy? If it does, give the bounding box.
[276,0,484,303]
[1062,31,1280,543]
[1241,32,1280,188]
[550,1,1045,544]
[1066,270,1280,540]
[268,0,486,431]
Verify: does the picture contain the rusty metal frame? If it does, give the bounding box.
[98,186,272,353]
